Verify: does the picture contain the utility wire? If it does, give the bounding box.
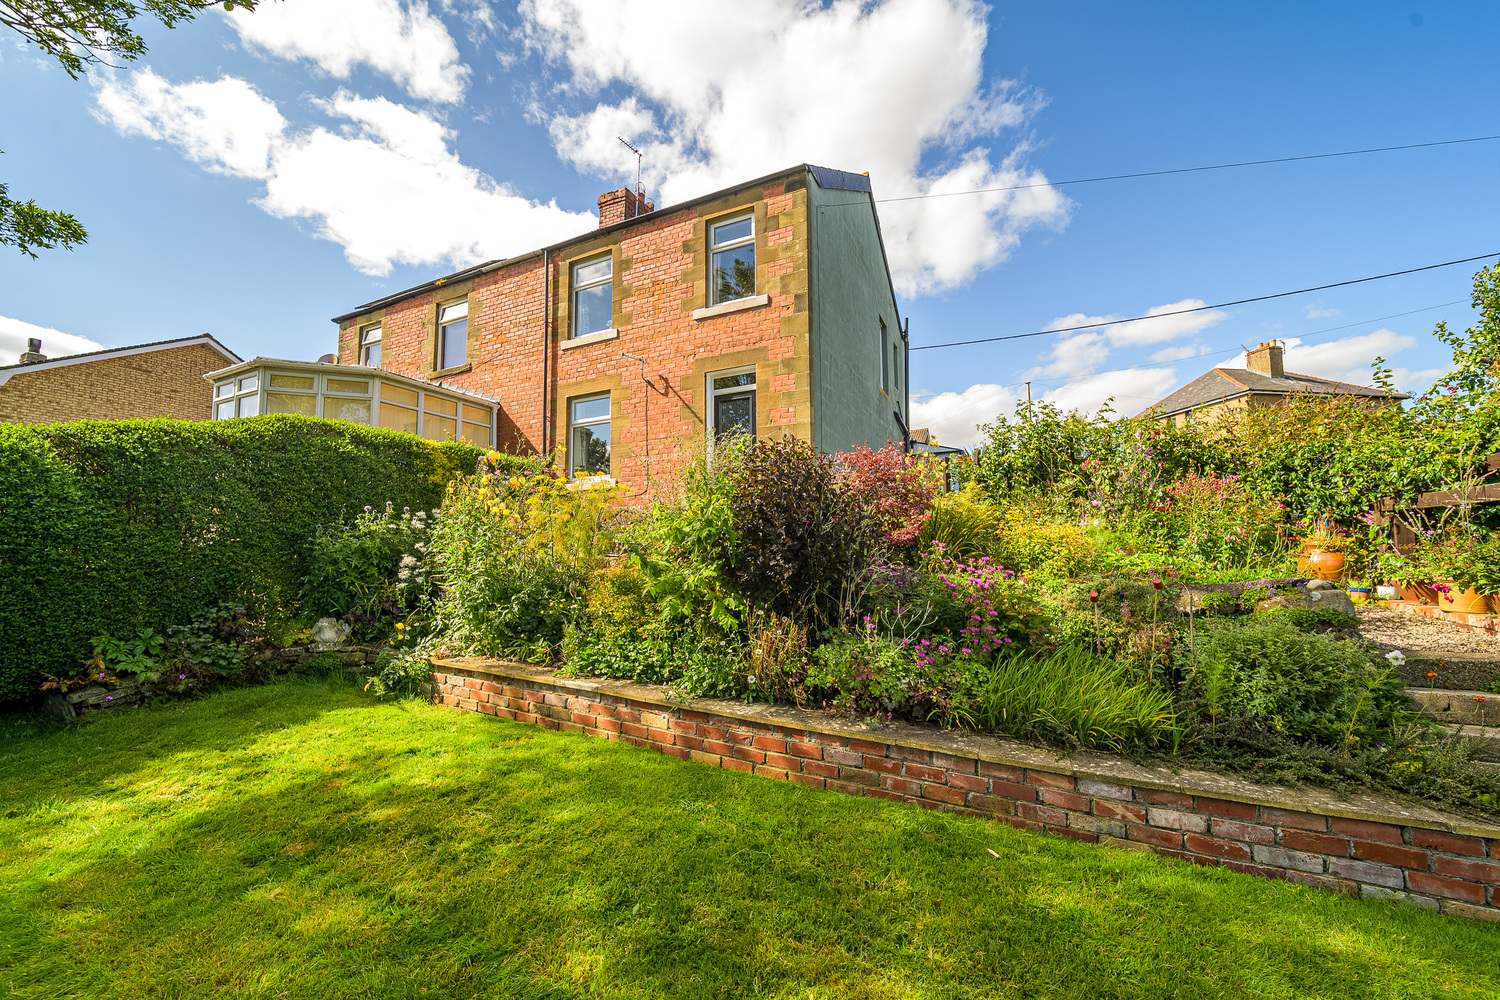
[911,252,1497,352]
[1026,299,1469,388]
[875,134,1500,204]
[911,299,1469,419]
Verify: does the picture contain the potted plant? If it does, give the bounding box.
[1472,532,1500,615]
[1345,577,1373,605]
[1297,525,1351,582]
[1419,531,1489,614]
[1370,550,1432,604]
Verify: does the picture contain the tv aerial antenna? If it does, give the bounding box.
[618,136,643,203]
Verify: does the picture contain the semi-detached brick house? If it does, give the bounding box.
[329,164,910,489]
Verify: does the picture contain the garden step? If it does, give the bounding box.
[1392,653,1500,692]
[1406,689,1500,727]
[1436,723,1500,761]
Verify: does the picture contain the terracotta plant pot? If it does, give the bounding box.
[1398,582,1438,605]
[1346,587,1372,606]
[1431,580,1490,615]
[1304,548,1347,582]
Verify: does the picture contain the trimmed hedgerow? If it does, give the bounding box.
[0,415,487,703]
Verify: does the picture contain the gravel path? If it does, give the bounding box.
[1355,603,1500,656]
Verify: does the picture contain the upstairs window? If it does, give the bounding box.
[571,256,613,338]
[709,215,755,305]
[569,394,612,478]
[438,300,468,370]
[359,324,382,367]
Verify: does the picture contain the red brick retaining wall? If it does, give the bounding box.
[430,660,1500,922]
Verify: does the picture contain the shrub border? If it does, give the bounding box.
[430,657,1500,922]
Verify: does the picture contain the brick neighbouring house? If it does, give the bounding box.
[1136,340,1408,428]
[323,164,910,489]
[0,335,241,425]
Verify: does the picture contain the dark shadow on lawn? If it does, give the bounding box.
[5,702,1499,999]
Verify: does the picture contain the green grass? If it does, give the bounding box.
[2,677,1497,999]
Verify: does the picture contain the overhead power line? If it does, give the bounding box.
[1027,299,1470,388]
[911,252,1498,352]
[875,134,1500,204]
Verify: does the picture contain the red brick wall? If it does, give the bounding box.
[338,175,812,491]
[0,343,226,424]
[430,662,1500,923]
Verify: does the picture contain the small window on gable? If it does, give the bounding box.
[569,394,612,478]
[438,300,468,370]
[571,256,613,338]
[879,320,890,393]
[709,214,755,305]
[360,324,382,367]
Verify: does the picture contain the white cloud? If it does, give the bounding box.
[909,383,1019,450]
[1044,299,1227,348]
[0,315,105,365]
[1304,303,1341,319]
[1030,332,1109,378]
[97,71,596,275]
[1041,367,1179,418]
[522,0,1070,296]
[224,0,469,104]
[1148,344,1206,363]
[95,70,286,179]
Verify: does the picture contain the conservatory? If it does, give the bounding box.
[204,358,497,446]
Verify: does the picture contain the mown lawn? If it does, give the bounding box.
[2,677,1496,1000]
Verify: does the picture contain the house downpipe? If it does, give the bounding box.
[541,248,550,458]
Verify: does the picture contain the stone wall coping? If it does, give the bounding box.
[430,655,1500,840]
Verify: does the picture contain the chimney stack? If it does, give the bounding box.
[19,338,47,365]
[596,188,654,228]
[1246,340,1284,378]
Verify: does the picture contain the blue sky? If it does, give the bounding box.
[2,0,1497,446]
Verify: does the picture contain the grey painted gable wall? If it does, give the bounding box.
[807,179,905,453]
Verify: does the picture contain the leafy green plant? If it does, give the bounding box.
[916,483,1001,560]
[965,645,1178,751]
[89,629,166,676]
[364,651,432,698]
[1193,619,1408,747]
[301,503,430,617]
[723,436,881,626]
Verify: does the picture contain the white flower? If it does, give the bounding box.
[1385,650,1407,667]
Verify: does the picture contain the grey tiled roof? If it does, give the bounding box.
[1137,367,1407,418]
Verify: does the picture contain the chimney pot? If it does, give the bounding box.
[596,187,654,228]
[18,337,47,365]
[1247,340,1284,378]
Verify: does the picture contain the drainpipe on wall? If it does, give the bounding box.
[901,317,911,453]
[549,248,555,458]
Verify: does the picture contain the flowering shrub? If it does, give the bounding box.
[422,453,621,662]
[836,443,942,548]
[993,510,1096,579]
[1153,473,1282,568]
[301,502,430,619]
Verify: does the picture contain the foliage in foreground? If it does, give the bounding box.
[0,416,484,703]
[3,679,1497,1000]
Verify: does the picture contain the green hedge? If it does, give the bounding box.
[0,415,484,704]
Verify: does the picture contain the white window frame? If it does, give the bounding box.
[568,393,613,479]
[359,324,382,367]
[705,365,757,450]
[570,255,614,339]
[213,374,261,419]
[437,299,469,371]
[321,372,373,426]
[708,213,756,306]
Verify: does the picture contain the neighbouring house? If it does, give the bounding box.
[0,335,241,425]
[202,357,499,446]
[1136,341,1408,427]
[314,163,909,487]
